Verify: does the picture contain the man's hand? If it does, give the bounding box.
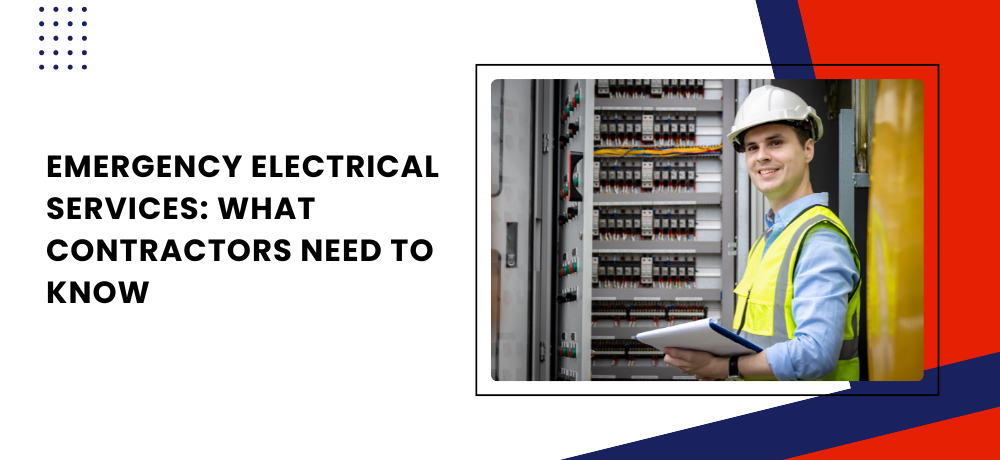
[662,348,728,380]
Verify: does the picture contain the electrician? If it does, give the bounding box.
[661,85,862,381]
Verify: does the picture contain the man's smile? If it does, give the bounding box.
[758,167,782,178]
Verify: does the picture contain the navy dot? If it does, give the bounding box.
[68,36,73,41]
[68,50,73,55]
[53,36,58,41]
[53,50,58,55]
[82,50,87,55]
[39,50,44,55]
[53,21,58,26]
[82,65,87,70]
[39,7,44,12]
[68,21,73,27]
[82,21,87,26]
[54,65,58,70]
[39,35,44,41]
[53,7,58,12]
[39,21,44,26]
[83,7,87,12]
[81,36,86,41]
[68,7,73,12]
[68,65,73,70]
[39,65,44,70]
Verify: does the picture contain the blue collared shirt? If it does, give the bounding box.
[740,192,860,380]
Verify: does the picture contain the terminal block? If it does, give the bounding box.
[591,339,666,368]
[592,301,706,329]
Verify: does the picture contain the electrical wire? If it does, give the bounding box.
[594,143,723,157]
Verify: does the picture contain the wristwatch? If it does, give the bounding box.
[726,356,743,381]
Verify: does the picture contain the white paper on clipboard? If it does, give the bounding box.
[635,317,763,357]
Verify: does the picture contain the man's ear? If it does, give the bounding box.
[804,138,814,164]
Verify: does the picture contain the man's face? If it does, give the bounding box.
[743,123,813,200]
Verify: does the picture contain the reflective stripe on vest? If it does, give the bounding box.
[734,206,862,380]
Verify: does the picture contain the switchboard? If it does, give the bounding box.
[548,79,736,381]
[492,79,736,382]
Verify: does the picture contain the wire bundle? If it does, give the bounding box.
[594,144,723,157]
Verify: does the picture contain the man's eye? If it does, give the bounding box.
[771,140,783,147]
[747,145,757,152]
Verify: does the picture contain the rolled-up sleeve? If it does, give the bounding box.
[765,225,860,381]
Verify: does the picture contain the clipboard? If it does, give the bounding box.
[635,317,763,356]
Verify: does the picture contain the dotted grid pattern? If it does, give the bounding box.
[37,6,88,70]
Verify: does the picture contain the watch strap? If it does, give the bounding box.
[729,356,741,378]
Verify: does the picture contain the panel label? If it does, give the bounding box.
[631,375,659,380]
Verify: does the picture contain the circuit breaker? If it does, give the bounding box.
[641,115,654,142]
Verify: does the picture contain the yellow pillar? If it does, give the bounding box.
[867,79,924,381]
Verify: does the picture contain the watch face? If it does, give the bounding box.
[725,376,743,381]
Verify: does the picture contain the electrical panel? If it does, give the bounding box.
[545,79,735,382]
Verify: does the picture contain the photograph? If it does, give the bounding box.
[490,78,924,382]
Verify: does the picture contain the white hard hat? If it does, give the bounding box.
[727,85,823,152]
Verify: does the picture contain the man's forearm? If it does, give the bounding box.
[738,350,777,380]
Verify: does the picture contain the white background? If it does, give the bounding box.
[0,1,835,459]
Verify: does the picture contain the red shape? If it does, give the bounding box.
[792,407,1000,459]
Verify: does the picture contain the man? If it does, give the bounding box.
[660,85,862,381]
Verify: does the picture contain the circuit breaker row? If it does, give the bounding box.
[596,79,706,99]
[593,207,697,241]
[594,160,699,194]
[592,302,708,328]
[594,111,699,148]
[592,255,699,289]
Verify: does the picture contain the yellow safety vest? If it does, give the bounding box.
[733,205,861,381]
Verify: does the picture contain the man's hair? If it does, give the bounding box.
[787,124,811,149]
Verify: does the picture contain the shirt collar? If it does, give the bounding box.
[765,192,829,231]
